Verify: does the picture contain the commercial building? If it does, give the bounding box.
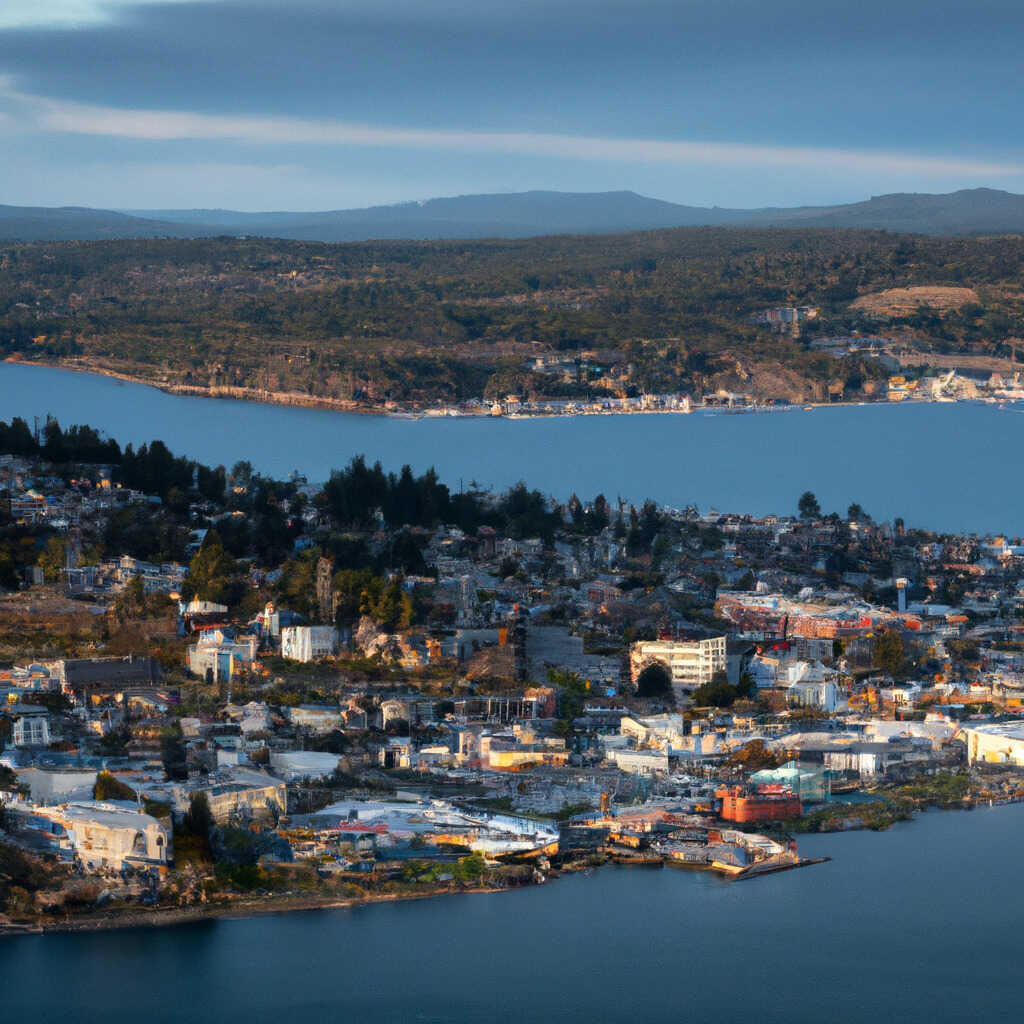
[9,800,170,874]
[187,631,259,682]
[281,625,338,662]
[607,749,670,775]
[716,786,801,823]
[961,723,1024,766]
[750,761,828,804]
[630,636,726,695]
[143,767,287,824]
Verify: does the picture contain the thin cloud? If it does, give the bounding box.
[14,87,1023,178]
[0,0,202,30]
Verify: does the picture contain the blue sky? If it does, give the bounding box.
[1,0,1022,209]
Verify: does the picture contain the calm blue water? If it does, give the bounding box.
[4,803,1021,1023]
[1,361,1021,532]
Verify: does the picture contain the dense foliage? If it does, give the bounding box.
[4,228,1024,404]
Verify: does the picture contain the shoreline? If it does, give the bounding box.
[2,793,1013,939]
[3,355,992,422]
[0,882,519,939]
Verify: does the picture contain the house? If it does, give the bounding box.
[187,630,259,682]
[607,749,670,775]
[787,679,842,713]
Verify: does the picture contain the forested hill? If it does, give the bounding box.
[0,205,223,242]
[2,226,1024,408]
[6,188,1024,242]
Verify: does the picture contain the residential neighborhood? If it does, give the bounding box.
[4,423,1024,931]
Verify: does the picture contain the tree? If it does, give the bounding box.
[94,770,137,802]
[726,740,780,771]
[873,629,905,677]
[363,577,414,631]
[110,574,146,621]
[548,667,588,694]
[798,492,821,519]
[160,722,188,781]
[692,671,738,708]
[736,671,755,699]
[183,792,214,838]
[182,530,236,605]
[585,494,610,533]
[847,502,865,521]
[636,662,672,698]
[230,460,254,491]
[37,536,66,583]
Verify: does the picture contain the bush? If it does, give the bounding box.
[94,770,137,802]
[636,662,672,698]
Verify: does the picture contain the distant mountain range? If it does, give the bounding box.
[5,187,1024,242]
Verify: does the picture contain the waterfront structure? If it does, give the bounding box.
[961,723,1024,766]
[750,761,828,804]
[9,800,170,874]
[716,786,801,823]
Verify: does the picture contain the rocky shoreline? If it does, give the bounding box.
[0,882,518,939]
[3,355,932,421]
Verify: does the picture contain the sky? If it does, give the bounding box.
[1,0,1023,210]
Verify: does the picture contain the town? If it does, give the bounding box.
[3,417,1024,932]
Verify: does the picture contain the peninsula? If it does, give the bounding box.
[3,421,1024,934]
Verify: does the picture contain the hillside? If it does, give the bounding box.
[122,191,735,240]
[3,227,1024,408]
[5,188,1024,243]
[0,205,220,242]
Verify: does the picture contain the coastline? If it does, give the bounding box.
[4,355,978,421]
[2,781,1014,939]
[2,356,386,417]
[0,881,521,939]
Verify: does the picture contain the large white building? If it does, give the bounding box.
[630,636,726,696]
[961,723,1024,766]
[11,801,170,874]
[281,625,338,663]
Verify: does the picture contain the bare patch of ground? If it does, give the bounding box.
[850,286,980,316]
